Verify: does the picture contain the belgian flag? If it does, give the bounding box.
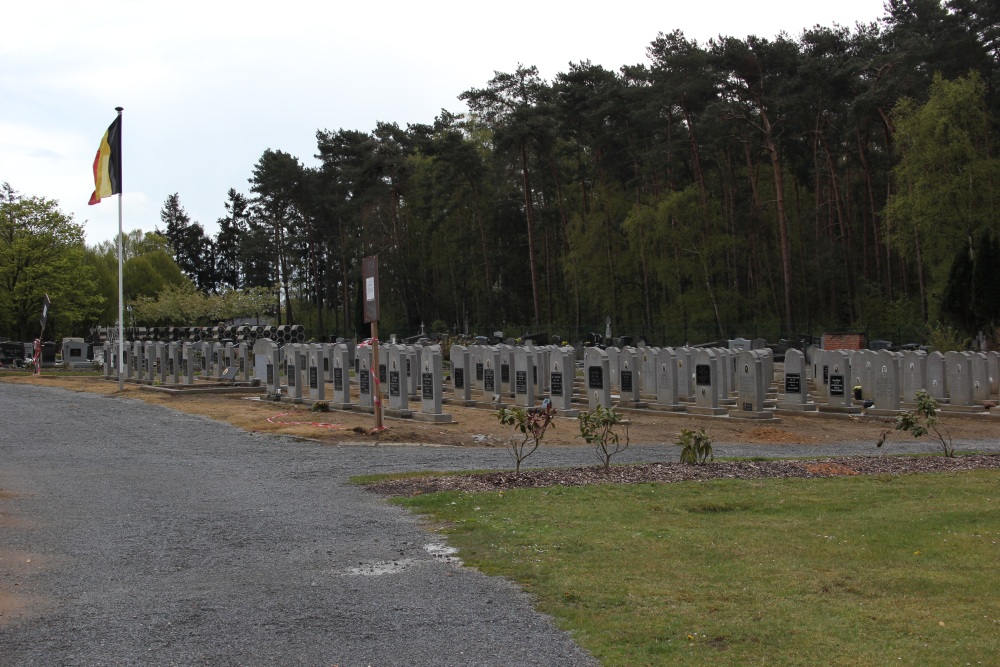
[88,114,122,205]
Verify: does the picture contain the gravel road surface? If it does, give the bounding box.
[2,384,998,667]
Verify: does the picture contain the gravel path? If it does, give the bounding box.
[2,384,998,667]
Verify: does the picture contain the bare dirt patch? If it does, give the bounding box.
[8,374,1000,449]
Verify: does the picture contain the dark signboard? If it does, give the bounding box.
[454,367,465,388]
[323,357,329,372]
[333,367,343,391]
[309,367,318,389]
[823,365,829,385]
[695,364,711,386]
[287,365,296,387]
[379,364,386,384]
[785,373,801,394]
[359,369,369,394]
[476,363,483,381]
[484,368,495,392]
[551,371,563,396]
[389,370,400,396]
[501,363,510,383]
[621,370,633,393]
[515,370,528,394]
[588,365,603,389]
[743,402,753,411]
[829,374,845,396]
[422,372,433,399]
[266,363,273,386]
[239,356,245,373]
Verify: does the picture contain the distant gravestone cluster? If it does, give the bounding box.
[95,335,1000,423]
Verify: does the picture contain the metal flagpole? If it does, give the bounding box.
[115,106,124,391]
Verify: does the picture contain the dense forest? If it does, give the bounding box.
[4,0,1000,346]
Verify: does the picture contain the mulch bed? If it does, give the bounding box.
[366,453,1000,496]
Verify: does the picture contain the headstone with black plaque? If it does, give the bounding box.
[385,345,411,417]
[473,345,485,392]
[413,345,451,423]
[286,345,303,402]
[619,347,645,407]
[583,346,612,410]
[688,348,727,415]
[330,343,352,409]
[450,344,473,404]
[308,344,326,401]
[779,348,816,411]
[182,342,196,385]
[499,344,514,399]
[166,342,180,385]
[513,346,535,408]
[238,342,251,382]
[482,346,502,405]
[820,351,861,413]
[549,346,578,416]
[655,347,681,410]
[356,344,374,411]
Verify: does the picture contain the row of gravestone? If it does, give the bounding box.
[806,348,1000,415]
[446,342,779,420]
[100,339,456,423]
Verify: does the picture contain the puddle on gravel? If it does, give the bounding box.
[343,543,461,576]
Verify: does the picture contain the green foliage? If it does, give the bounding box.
[926,322,969,352]
[399,471,1000,666]
[676,427,714,464]
[577,405,630,470]
[133,284,277,326]
[311,401,329,412]
[0,183,104,339]
[877,390,955,457]
[496,402,556,475]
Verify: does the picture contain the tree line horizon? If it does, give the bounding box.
[3,0,999,346]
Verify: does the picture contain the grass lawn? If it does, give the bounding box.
[396,470,1000,666]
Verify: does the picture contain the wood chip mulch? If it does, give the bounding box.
[365,454,1000,497]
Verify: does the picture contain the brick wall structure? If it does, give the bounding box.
[821,333,866,350]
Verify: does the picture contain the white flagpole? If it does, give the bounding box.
[115,106,125,391]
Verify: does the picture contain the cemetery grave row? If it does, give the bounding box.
[96,336,1000,423]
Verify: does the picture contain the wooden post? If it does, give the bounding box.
[372,320,383,430]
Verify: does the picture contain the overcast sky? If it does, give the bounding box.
[1,0,888,245]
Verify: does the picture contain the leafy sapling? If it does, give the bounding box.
[577,405,630,471]
[496,399,557,475]
[877,389,955,457]
[676,427,714,464]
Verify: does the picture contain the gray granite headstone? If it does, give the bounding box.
[735,350,771,419]
[689,349,726,415]
[308,344,325,401]
[513,346,535,408]
[780,348,816,411]
[549,346,578,416]
[972,352,990,402]
[413,345,451,423]
[483,346,502,405]
[901,351,927,404]
[926,351,947,400]
[618,346,645,407]
[356,344,373,410]
[385,345,411,417]
[943,351,979,411]
[583,347,611,410]
[870,350,901,414]
[655,347,681,410]
[450,344,473,404]
[331,343,352,408]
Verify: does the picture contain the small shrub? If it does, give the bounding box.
[676,427,714,464]
[877,390,955,457]
[577,405,630,471]
[312,401,330,412]
[497,401,556,475]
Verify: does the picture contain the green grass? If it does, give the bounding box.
[397,471,1000,666]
